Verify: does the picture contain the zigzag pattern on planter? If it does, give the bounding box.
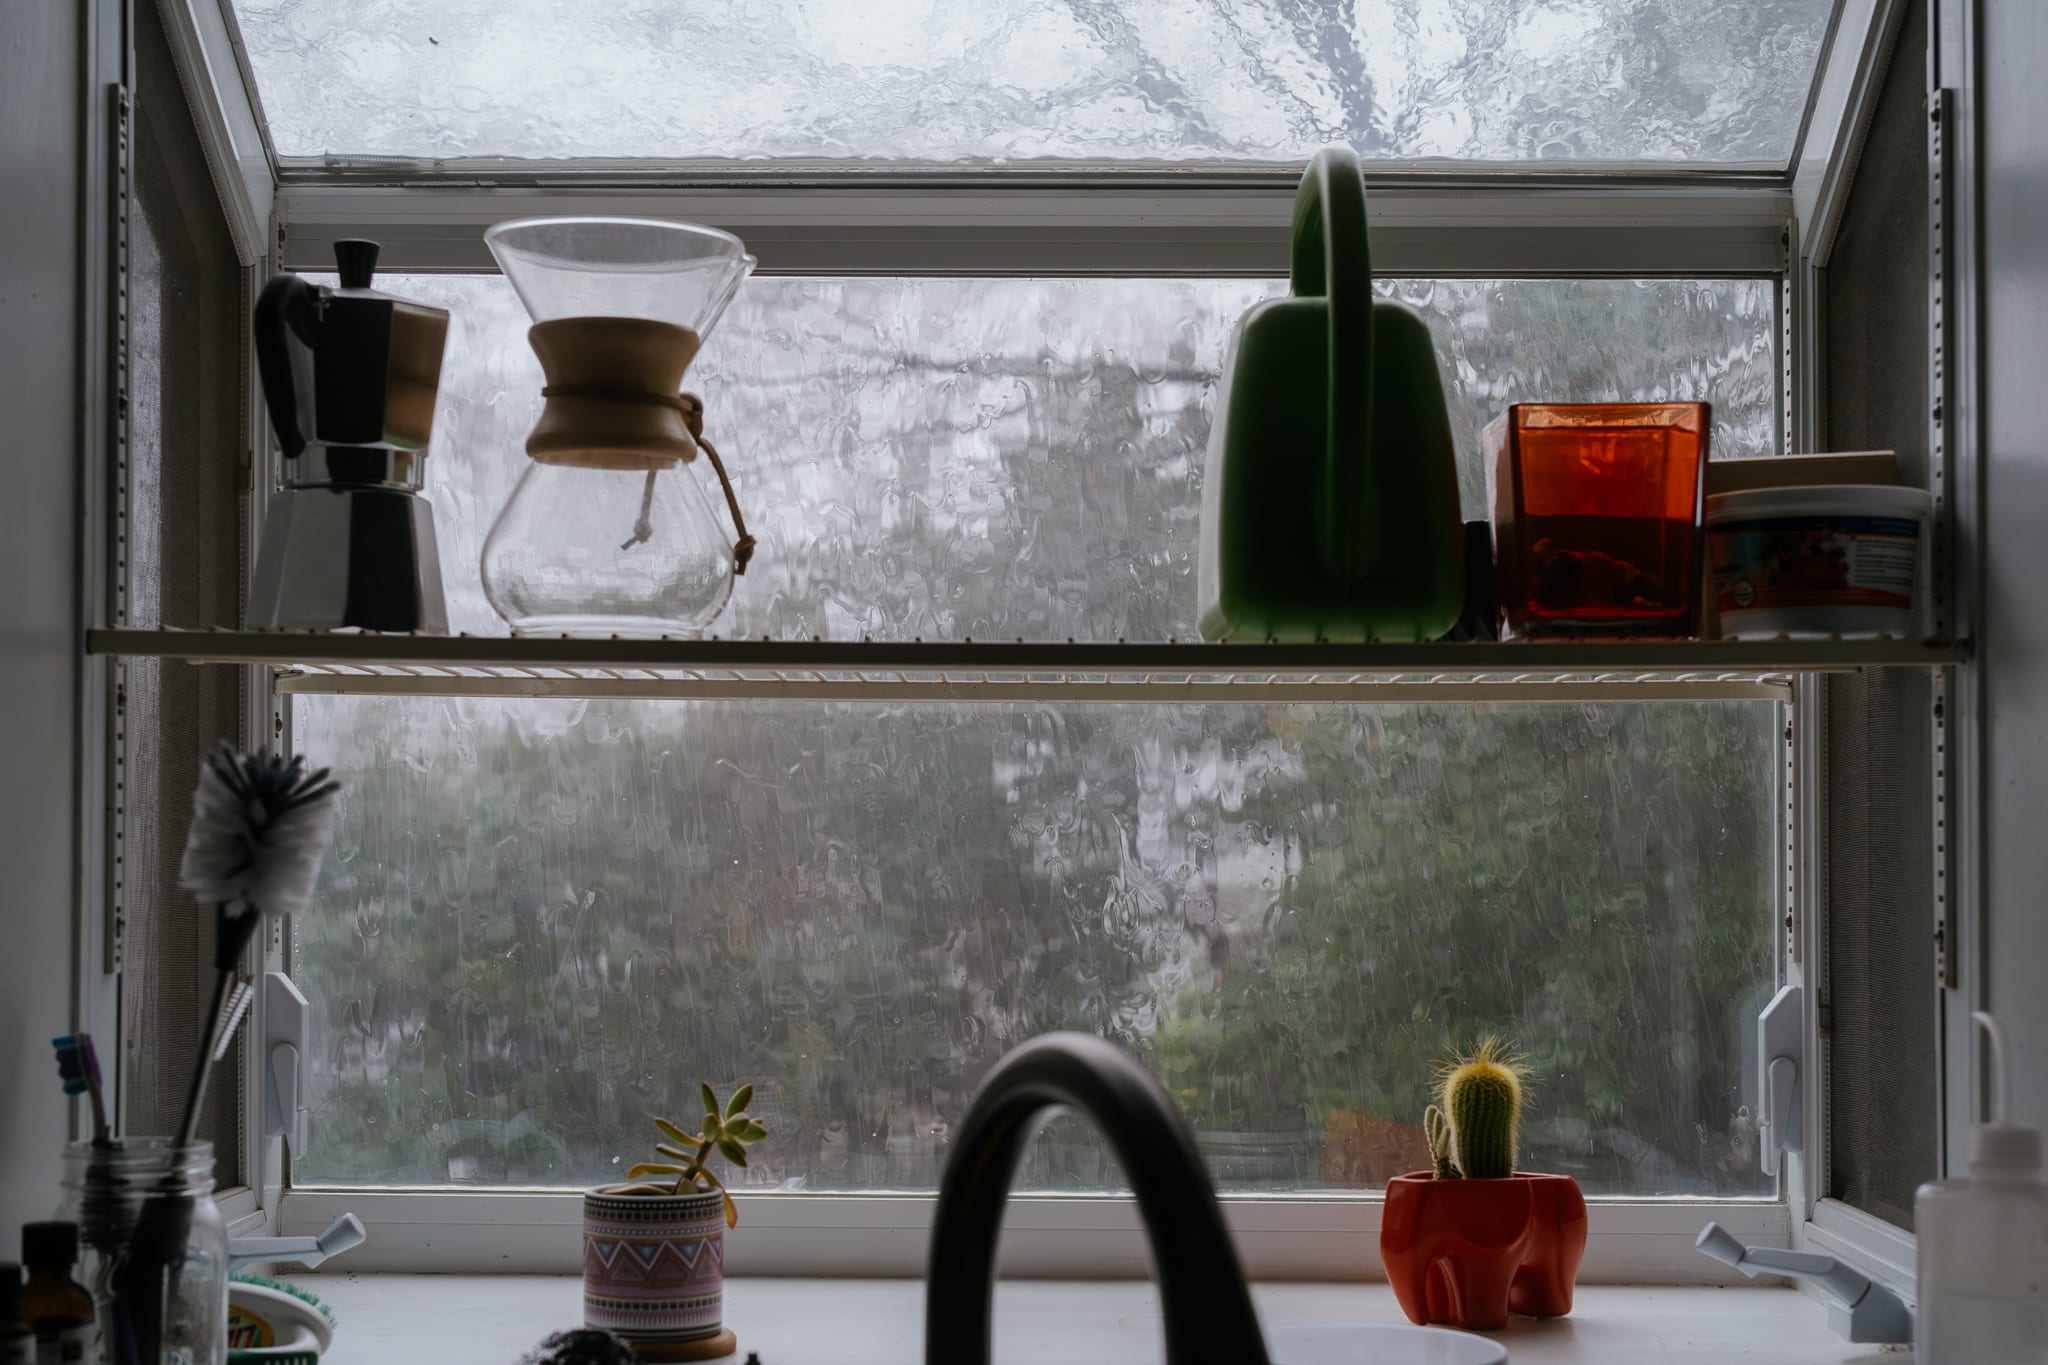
[584,1231,725,1288]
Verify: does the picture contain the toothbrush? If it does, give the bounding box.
[51,1034,110,1146]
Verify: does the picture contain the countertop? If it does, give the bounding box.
[297,1275,1909,1364]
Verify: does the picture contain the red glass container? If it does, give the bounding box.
[1486,402,1710,638]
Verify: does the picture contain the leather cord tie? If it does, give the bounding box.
[539,385,757,574]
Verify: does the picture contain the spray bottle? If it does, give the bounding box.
[1914,1011,2048,1362]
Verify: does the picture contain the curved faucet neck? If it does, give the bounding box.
[924,1034,1271,1365]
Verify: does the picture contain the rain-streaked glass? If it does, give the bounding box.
[293,694,1777,1196]
[232,0,1835,168]
[290,271,1782,1196]
[367,274,1776,641]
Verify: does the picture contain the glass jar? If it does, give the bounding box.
[1485,400,1710,639]
[59,1139,225,1365]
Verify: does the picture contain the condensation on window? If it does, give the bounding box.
[233,0,1833,168]
[293,694,1777,1197]
[287,270,1781,1197]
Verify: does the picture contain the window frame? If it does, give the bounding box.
[120,0,1972,1286]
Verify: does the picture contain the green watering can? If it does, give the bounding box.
[1198,148,1464,642]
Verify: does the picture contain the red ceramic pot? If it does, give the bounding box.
[1379,1170,1587,1331]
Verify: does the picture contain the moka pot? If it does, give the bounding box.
[246,239,452,633]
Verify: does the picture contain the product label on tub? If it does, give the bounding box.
[1709,515,1920,612]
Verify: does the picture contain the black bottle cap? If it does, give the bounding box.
[20,1222,76,1269]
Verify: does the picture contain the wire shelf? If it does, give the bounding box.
[84,629,1968,703]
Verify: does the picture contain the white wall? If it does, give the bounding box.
[1979,0,2048,1136]
[0,1,86,1238]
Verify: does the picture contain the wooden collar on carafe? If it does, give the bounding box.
[527,317,755,573]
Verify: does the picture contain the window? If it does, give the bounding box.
[313,274,1779,642]
[119,0,1973,1285]
[288,271,1782,1200]
[297,692,1779,1197]
[232,0,1834,167]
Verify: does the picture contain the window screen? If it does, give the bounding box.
[1821,0,1939,1230]
[119,0,248,1181]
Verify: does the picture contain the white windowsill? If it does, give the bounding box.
[301,1275,1904,1365]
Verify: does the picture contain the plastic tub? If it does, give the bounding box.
[1705,484,1931,639]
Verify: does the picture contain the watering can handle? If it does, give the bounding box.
[1290,148,1376,581]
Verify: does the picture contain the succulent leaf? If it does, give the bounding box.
[624,1083,759,1226]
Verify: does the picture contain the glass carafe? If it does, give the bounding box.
[481,217,756,636]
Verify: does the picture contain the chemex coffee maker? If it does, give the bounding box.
[247,239,452,633]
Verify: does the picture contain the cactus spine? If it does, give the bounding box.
[1424,1104,1460,1179]
[1439,1037,1525,1180]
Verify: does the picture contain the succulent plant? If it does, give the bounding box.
[1436,1037,1528,1180]
[598,1082,767,1228]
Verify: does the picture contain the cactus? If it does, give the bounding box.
[1438,1037,1526,1180]
[1424,1104,1460,1179]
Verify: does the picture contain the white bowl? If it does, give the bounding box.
[1269,1322,1509,1365]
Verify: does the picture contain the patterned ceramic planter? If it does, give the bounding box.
[582,1188,725,1349]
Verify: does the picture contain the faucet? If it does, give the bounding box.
[925,1033,1272,1365]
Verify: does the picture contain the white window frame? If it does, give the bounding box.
[115,0,1983,1285]
[1779,0,1985,1318]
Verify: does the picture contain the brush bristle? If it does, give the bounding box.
[52,1035,102,1094]
[180,743,341,927]
[230,1271,337,1326]
[210,981,255,1061]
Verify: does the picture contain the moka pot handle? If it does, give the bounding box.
[254,273,323,459]
[1289,147,1377,581]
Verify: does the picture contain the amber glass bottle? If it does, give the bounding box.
[0,1262,32,1365]
[19,1224,95,1365]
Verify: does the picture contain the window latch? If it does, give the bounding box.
[229,1212,365,1273]
[1696,1222,1912,1344]
[263,970,310,1159]
[1757,983,1804,1177]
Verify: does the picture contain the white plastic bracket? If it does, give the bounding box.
[1758,983,1805,1177]
[263,970,310,1160]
